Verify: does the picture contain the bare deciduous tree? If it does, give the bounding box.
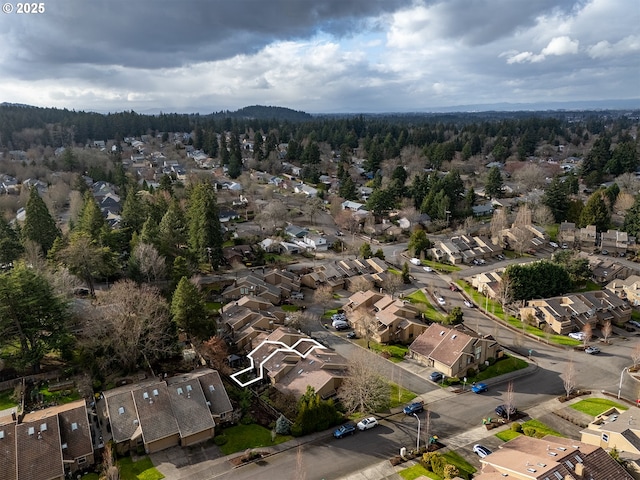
[338,350,390,414]
[132,242,166,283]
[495,275,514,317]
[99,442,120,480]
[314,285,334,314]
[632,343,640,368]
[255,199,289,234]
[348,276,374,293]
[614,192,635,215]
[83,280,175,373]
[303,196,324,226]
[383,273,403,298]
[490,209,508,247]
[513,163,546,192]
[581,323,593,347]
[602,320,613,344]
[285,310,318,336]
[562,360,576,398]
[199,336,231,375]
[533,205,555,227]
[504,380,516,421]
[353,309,379,349]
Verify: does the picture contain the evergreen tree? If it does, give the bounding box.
[76,191,106,241]
[408,229,431,257]
[22,187,60,254]
[139,217,160,248]
[228,153,242,179]
[0,216,23,264]
[543,177,570,223]
[186,183,223,267]
[359,243,373,259]
[171,276,211,339]
[120,189,147,237]
[485,166,504,198]
[338,176,358,201]
[579,191,610,231]
[158,199,187,259]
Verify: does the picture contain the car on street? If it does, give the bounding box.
[410,258,421,265]
[495,404,517,418]
[423,266,433,272]
[497,254,505,260]
[568,332,585,340]
[601,249,609,255]
[464,300,474,308]
[585,346,601,354]
[333,422,357,438]
[334,321,350,331]
[437,297,446,306]
[403,402,424,415]
[357,416,379,430]
[449,283,459,292]
[429,371,444,382]
[473,444,492,458]
[471,382,488,394]
[562,243,568,249]
[346,331,358,339]
[629,320,640,328]
[549,241,559,248]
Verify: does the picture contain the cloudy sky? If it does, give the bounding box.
[0,0,638,113]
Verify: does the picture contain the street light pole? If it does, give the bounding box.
[413,413,421,451]
[618,367,627,399]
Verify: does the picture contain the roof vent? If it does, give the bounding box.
[0,430,4,439]
[452,334,457,339]
[118,407,125,415]
[71,422,78,431]
[526,468,536,473]
[133,419,139,425]
[62,443,68,449]
[209,385,215,392]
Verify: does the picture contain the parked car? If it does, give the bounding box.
[562,243,568,249]
[429,371,444,382]
[423,266,433,272]
[473,444,492,458]
[333,422,357,438]
[549,241,559,248]
[357,416,379,430]
[629,320,640,328]
[585,346,601,354]
[471,382,488,394]
[497,254,505,260]
[410,258,421,265]
[334,321,350,331]
[403,402,424,415]
[495,404,517,418]
[477,259,486,265]
[568,332,586,340]
[449,283,459,292]
[601,249,609,255]
[437,297,446,306]
[291,292,304,300]
[464,300,474,308]
[346,331,358,339]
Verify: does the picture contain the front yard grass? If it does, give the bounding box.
[281,305,300,312]
[389,382,417,409]
[216,424,293,455]
[398,451,476,480]
[119,456,165,480]
[366,341,409,363]
[570,398,627,416]
[0,390,18,410]
[421,259,461,273]
[470,355,528,382]
[496,419,564,441]
[405,289,445,322]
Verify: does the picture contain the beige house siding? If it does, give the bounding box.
[181,428,214,447]
[146,433,180,454]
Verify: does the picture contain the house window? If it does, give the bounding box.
[209,385,215,392]
[602,433,609,443]
[77,456,87,465]
[118,407,125,415]
[71,423,78,431]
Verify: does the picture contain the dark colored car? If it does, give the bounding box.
[449,283,460,292]
[495,404,517,418]
[333,422,357,439]
[403,402,424,415]
[429,371,444,382]
[346,331,358,339]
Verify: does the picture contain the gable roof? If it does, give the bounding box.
[195,370,233,416]
[165,378,215,437]
[132,383,179,443]
[16,416,64,480]
[0,416,17,480]
[410,324,474,367]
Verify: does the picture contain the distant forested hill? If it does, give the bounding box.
[212,105,312,122]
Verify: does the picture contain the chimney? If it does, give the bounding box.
[574,462,584,477]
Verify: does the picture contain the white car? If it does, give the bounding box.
[473,444,492,458]
[410,258,421,266]
[464,300,474,308]
[423,266,433,272]
[568,332,585,340]
[629,320,640,328]
[357,416,379,430]
[437,297,446,306]
[549,241,559,248]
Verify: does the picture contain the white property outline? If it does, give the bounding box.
[230,338,328,388]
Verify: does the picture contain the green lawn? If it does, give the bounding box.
[119,456,164,480]
[405,289,445,322]
[363,341,409,363]
[216,424,293,455]
[470,356,529,383]
[205,301,222,312]
[570,398,628,416]
[495,429,521,441]
[496,419,564,442]
[398,451,476,480]
[574,281,603,292]
[389,382,417,409]
[0,390,17,410]
[38,386,81,405]
[281,305,300,312]
[421,259,461,273]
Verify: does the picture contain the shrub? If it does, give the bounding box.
[478,363,487,372]
[523,427,537,437]
[240,414,256,425]
[465,368,476,378]
[511,422,522,433]
[213,435,228,446]
[430,453,446,477]
[487,357,496,366]
[275,414,291,435]
[444,464,460,479]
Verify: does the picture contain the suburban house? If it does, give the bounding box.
[221,274,282,304]
[304,234,328,251]
[469,270,504,299]
[606,274,640,305]
[294,183,318,197]
[0,399,94,480]
[559,221,577,246]
[600,229,633,254]
[475,435,633,480]
[285,225,309,240]
[429,235,502,265]
[519,290,631,334]
[408,324,500,378]
[102,369,231,455]
[341,200,366,212]
[344,290,427,344]
[472,203,494,217]
[238,327,349,399]
[218,295,286,350]
[581,405,640,465]
[590,257,634,285]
